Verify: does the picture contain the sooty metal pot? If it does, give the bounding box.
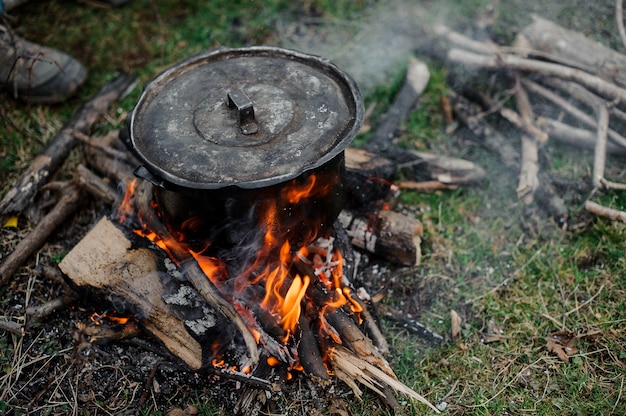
[124,46,364,248]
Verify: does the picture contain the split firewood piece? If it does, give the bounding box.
[338,209,423,267]
[325,308,395,379]
[58,216,205,369]
[329,345,440,413]
[366,56,430,154]
[519,15,626,89]
[0,182,83,285]
[0,73,137,216]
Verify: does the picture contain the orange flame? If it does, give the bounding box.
[116,171,360,374]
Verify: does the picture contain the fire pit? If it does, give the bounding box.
[60,46,437,413]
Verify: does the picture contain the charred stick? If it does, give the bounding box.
[0,182,83,285]
[377,303,444,345]
[26,295,78,323]
[352,297,389,355]
[297,312,331,384]
[0,73,137,216]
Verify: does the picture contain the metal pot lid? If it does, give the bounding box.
[128,46,364,190]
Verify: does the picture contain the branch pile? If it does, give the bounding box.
[421,14,626,223]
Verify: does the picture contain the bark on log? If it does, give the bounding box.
[535,116,626,154]
[58,216,204,369]
[520,16,626,89]
[447,48,626,104]
[0,182,83,284]
[338,209,423,267]
[525,78,626,149]
[0,74,137,216]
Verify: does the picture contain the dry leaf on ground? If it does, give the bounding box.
[546,330,578,362]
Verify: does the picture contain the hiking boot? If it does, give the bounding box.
[0,25,87,103]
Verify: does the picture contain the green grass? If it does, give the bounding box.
[1,0,626,415]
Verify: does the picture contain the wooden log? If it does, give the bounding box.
[366,57,430,155]
[344,148,397,210]
[58,216,204,369]
[131,180,261,367]
[535,116,626,154]
[447,47,626,104]
[519,16,626,89]
[452,93,569,222]
[404,151,486,184]
[338,209,423,267]
[0,182,83,285]
[514,78,540,205]
[74,164,120,206]
[297,312,331,385]
[524,78,626,149]
[0,74,137,216]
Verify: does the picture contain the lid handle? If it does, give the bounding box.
[227,89,258,135]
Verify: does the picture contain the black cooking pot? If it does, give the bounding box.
[124,46,363,249]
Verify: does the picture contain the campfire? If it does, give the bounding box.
[55,46,437,413]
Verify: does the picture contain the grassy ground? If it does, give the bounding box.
[1,0,625,415]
